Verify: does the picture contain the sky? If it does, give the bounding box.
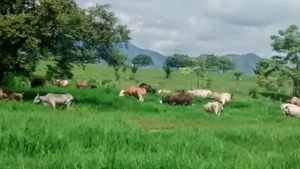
[76,0,300,58]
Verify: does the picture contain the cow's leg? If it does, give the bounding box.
[50,101,56,109]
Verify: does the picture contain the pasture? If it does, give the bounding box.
[0,64,299,169]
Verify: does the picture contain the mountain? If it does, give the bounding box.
[116,42,263,74]
[116,42,167,67]
[224,53,263,74]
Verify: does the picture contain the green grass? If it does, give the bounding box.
[0,63,299,169]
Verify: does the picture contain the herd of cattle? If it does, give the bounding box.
[1,78,300,117]
[119,83,230,115]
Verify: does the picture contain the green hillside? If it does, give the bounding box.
[0,63,298,169]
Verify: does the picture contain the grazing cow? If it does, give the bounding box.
[281,103,300,117]
[208,92,233,105]
[204,101,223,116]
[160,93,194,105]
[0,88,7,99]
[119,86,147,101]
[76,80,89,88]
[31,77,46,88]
[0,88,23,101]
[33,93,74,109]
[4,91,23,101]
[187,89,212,98]
[53,79,69,87]
[139,83,156,93]
[287,97,300,106]
[157,89,172,94]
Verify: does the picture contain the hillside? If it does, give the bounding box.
[117,43,263,74]
[116,42,167,67]
[225,53,263,74]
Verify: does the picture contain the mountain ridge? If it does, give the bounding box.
[116,42,263,74]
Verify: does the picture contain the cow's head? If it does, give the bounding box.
[33,93,41,103]
[139,83,156,93]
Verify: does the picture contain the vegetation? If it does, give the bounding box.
[254,25,300,95]
[0,0,130,82]
[131,54,153,76]
[0,63,298,169]
[233,71,243,81]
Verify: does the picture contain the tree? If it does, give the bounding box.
[108,49,126,81]
[270,25,300,95]
[217,57,235,73]
[0,1,130,83]
[131,54,153,74]
[163,65,172,79]
[233,71,243,81]
[165,54,193,68]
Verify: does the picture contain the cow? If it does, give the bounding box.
[281,103,300,117]
[187,89,212,98]
[4,91,23,101]
[157,89,172,94]
[139,83,156,93]
[33,93,74,109]
[204,101,223,116]
[207,92,233,105]
[0,88,23,101]
[53,79,69,87]
[160,93,194,105]
[119,86,147,101]
[30,77,46,88]
[287,97,300,106]
[0,88,7,99]
[76,80,89,88]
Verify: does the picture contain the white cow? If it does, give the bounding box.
[187,89,212,98]
[33,93,74,109]
[53,79,69,87]
[157,89,172,94]
[204,101,224,116]
[281,103,300,117]
[208,92,233,105]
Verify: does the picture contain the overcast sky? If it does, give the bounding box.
[76,0,300,57]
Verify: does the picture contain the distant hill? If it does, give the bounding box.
[116,42,263,74]
[116,42,167,67]
[224,53,263,74]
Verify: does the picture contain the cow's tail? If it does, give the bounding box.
[119,90,125,96]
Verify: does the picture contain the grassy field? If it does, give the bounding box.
[0,64,299,169]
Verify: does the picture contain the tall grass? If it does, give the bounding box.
[0,64,299,169]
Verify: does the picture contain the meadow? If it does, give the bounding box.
[0,64,299,169]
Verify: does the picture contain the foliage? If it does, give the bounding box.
[164,54,193,68]
[163,65,172,79]
[270,25,300,95]
[132,54,153,68]
[233,71,243,81]
[248,88,259,99]
[0,1,130,83]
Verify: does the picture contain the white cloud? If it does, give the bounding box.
[76,0,300,57]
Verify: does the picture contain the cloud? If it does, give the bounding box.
[75,0,300,57]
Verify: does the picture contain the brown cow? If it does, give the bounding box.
[119,86,147,101]
[76,80,89,88]
[160,93,194,105]
[0,89,23,101]
[139,83,156,93]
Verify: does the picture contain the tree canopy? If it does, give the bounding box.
[0,0,130,82]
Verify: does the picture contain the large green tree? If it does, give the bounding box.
[0,1,130,82]
[131,54,153,74]
[270,25,300,95]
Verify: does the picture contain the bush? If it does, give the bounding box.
[248,88,258,99]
